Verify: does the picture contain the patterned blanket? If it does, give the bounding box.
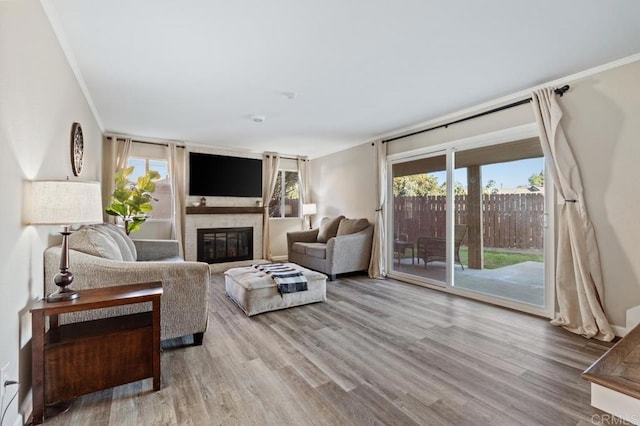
[253,263,308,296]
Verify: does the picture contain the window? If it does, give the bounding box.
[269,170,300,218]
[127,157,172,221]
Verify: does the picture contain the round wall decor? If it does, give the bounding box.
[71,122,84,176]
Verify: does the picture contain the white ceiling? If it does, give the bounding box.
[47,0,640,158]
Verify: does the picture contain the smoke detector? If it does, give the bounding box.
[251,115,266,123]
[282,91,296,100]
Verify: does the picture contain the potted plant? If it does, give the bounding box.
[105,166,160,235]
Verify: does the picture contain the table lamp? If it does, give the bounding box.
[302,203,317,230]
[28,180,103,301]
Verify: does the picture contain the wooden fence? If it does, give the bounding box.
[393,193,544,250]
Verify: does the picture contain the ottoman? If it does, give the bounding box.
[225,263,327,316]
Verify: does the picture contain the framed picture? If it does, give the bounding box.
[70,122,84,176]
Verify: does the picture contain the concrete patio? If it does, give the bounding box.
[393,258,544,306]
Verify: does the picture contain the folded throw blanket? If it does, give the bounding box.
[253,263,308,296]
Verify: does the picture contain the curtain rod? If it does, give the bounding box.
[245,152,307,161]
[136,140,185,149]
[381,85,570,144]
[275,155,308,161]
[106,135,185,149]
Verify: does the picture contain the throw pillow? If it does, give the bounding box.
[99,223,137,261]
[336,218,369,236]
[68,225,123,261]
[317,215,345,243]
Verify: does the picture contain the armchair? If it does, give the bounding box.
[44,223,210,343]
[417,224,467,270]
[287,217,374,280]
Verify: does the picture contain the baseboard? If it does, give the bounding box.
[626,305,640,333]
[612,324,627,338]
[271,255,288,262]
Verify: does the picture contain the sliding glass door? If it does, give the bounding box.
[452,141,545,307]
[391,152,447,286]
[389,133,550,314]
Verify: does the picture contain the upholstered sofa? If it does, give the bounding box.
[44,223,210,343]
[287,216,374,280]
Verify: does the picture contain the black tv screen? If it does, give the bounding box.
[189,152,262,197]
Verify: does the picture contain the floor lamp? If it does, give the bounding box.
[28,180,103,302]
[302,203,317,230]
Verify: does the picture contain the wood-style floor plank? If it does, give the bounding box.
[43,273,614,425]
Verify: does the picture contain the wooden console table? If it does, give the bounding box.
[30,282,163,424]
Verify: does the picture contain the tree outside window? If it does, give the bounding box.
[269,170,300,218]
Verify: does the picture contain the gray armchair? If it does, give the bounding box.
[44,224,210,344]
[287,217,374,280]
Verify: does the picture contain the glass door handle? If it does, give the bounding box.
[541,213,549,229]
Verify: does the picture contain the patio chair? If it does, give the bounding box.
[417,224,467,270]
[393,232,415,265]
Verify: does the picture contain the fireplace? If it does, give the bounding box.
[197,227,253,264]
[185,208,263,262]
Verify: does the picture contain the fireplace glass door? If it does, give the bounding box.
[197,227,253,263]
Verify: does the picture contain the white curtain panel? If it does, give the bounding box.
[532,88,614,341]
[262,152,281,260]
[368,141,387,279]
[102,137,131,223]
[297,156,310,229]
[297,156,310,204]
[168,143,186,258]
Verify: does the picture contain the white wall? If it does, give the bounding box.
[310,59,640,330]
[310,142,376,226]
[270,218,305,259]
[0,0,103,423]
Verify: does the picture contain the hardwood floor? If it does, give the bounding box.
[43,273,614,425]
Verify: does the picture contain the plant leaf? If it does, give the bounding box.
[106,168,160,234]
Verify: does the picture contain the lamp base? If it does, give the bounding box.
[46,287,79,302]
[46,228,79,302]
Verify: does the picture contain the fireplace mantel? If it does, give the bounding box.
[186,206,264,215]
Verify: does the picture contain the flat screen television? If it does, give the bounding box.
[189,152,262,197]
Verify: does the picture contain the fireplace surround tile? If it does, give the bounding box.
[185,213,263,262]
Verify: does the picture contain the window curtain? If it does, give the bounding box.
[297,156,310,228]
[102,137,131,223]
[167,143,186,258]
[368,141,387,278]
[262,152,281,260]
[532,88,614,341]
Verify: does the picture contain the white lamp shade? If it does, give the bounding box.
[28,180,103,225]
[302,203,317,216]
